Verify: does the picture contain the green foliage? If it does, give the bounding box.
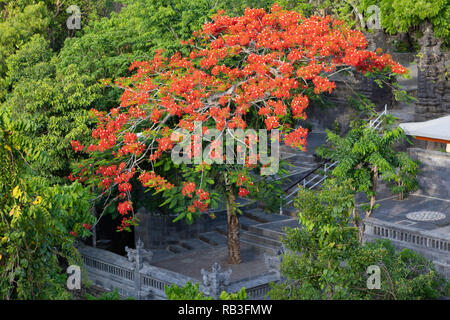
[165,281,247,300]
[0,108,94,299]
[291,179,358,251]
[275,0,357,27]
[317,119,419,214]
[0,0,277,181]
[0,2,50,81]
[359,0,449,45]
[0,0,116,179]
[86,289,119,300]
[220,288,247,300]
[0,0,441,300]
[0,34,98,179]
[269,180,449,300]
[165,282,213,300]
[85,288,134,300]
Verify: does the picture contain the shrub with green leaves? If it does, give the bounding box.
[317,118,419,221]
[269,179,449,300]
[359,0,449,45]
[165,282,247,300]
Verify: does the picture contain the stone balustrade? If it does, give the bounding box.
[77,242,279,299]
[364,217,450,279]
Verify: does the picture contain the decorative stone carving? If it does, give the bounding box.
[125,238,153,270]
[415,23,449,121]
[201,263,232,299]
[364,30,389,53]
[264,244,286,277]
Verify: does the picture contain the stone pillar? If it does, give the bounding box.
[263,244,286,278]
[201,263,232,299]
[415,23,448,122]
[362,30,394,111]
[125,238,153,299]
[364,30,389,54]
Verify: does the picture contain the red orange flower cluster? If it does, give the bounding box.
[71,4,407,231]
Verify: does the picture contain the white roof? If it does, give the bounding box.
[399,115,450,142]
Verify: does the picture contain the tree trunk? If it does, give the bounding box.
[360,166,379,242]
[350,191,364,242]
[91,187,97,248]
[225,175,241,264]
[398,180,405,200]
[367,166,378,218]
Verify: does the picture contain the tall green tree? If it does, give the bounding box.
[317,118,419,237]
[0,109,94,299]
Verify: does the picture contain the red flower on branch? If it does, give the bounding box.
[71,4,407,231]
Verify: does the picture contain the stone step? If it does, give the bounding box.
[151,249,176,262]
[198,231,228,246]
[241,230,282,247]
[213,220,260,234]
[240,239,279,255]
[301,174,326,188]
[280,152,298,160]
[243,208,291,224]
[283,160,314,170]
[279,203,298,217]
[247,226,285,241]
[180,238,212,250]
[268,167,311,184]
[238,216,263,230]
[281,167,313,179]
[247,218,299,241]
[216,225,227,235]
[289,155,317,165]
[215,224,281,255]
[166,244,189,254]
[281,167,326,187]
[280,174,314,189]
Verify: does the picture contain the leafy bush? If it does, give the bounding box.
[359,0,449,45]
[269,180,449,300]
[165,282,247,300]
[86,288,134,300]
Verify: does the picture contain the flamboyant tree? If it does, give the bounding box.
[70,4,407,264]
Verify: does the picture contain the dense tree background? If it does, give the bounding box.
[0,0,448,299]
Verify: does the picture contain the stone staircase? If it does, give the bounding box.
[155,111,386,260]
[157,206,299,260]
[153,141,322,260]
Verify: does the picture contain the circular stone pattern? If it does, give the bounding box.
[406,211,446,222]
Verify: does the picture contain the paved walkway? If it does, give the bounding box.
[368,193,450,235]
[151,243,270,282]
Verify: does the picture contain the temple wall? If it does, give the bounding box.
[134,209,227,249]
[415,24,450,122]
[408,148,450,199]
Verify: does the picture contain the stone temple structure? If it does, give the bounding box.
[415,24,449,122]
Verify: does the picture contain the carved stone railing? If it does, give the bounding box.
[78,243,281,300]
[78,243,196,299]
[364,217,450,279]
[201,262,232,299]
[228,273,280,300]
